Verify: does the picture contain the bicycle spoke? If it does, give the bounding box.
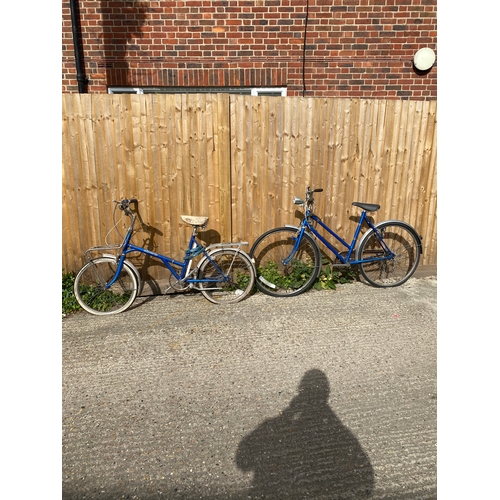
[197,249,255,304]
[356,222,421,287]
[250,227,320,297]
[74,258,138,315]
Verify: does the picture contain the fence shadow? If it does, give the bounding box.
[235,369,374,499]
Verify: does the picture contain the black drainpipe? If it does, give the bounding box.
[69,0,88,93]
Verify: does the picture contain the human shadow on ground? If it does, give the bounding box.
[235,369,374,499]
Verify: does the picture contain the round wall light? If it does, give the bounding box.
[413,47,436,71]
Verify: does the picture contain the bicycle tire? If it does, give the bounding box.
[356,221,421,287]
[249,227,321,297]
[74,257,139,315]
[197,248,255,304]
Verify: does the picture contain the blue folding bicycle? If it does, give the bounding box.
[73,198,255,315]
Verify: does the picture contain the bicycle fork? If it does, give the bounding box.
[282,226,309,265]
[95,254,129,289]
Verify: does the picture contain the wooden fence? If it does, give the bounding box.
[62,93,437,287]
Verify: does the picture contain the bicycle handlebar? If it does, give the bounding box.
[306,186,323,201]
[298,187,323,213]
[306,186,323,196]
[114,198,138,214]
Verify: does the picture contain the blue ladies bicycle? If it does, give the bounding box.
[73,199,255,315]
[249,187,422,297]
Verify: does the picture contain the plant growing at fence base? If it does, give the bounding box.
[312,255,358,290]
[62,271,81,315]
[63,270,133,315]
[256,257,355,292]
[64,258,356,314]
[313,264,357,291]
[257,259,316,291]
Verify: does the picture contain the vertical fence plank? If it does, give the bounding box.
[421,101,437,264]
[62,94,82,272]
[204,94,218,229]
[281,96,293,217]
[407,100,425,227]
[216,93,231,243]
[370,100,386,206]
[231,94,247,242]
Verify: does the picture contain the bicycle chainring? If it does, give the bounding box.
[169,274,191,291]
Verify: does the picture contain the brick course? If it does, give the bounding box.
[62,0,437,99]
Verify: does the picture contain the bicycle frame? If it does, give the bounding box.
[96,209,247,290]
[285,210,394,266]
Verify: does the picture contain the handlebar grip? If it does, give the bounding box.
[313,188,323,193]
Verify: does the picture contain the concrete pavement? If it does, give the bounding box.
[62,276,437,500]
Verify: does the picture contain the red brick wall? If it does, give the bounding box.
[62,0,437,99]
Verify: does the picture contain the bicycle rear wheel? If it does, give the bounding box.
[74,257,139,315]
[197,248,255,304]
[249,227,321,297]
[356,221,421,287]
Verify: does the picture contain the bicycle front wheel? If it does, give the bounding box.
[356,221,421,287]
[250,227,321,297]
[74,257,139,315]
[197,249,255,304]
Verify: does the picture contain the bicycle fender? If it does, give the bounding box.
[355,220,423,260]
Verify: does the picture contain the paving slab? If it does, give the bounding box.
[62,276,437,500]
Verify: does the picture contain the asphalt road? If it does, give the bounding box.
[62,276,437,500]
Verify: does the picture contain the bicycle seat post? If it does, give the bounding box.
[192,226,203,250]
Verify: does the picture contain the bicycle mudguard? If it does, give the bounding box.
[355,220,423,259]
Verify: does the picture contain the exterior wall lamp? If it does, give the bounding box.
[413,47,436,72]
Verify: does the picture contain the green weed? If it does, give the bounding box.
[257,259,317,291]
[313,264,357,291]
[62,271,81,315]
[257,255,356,292]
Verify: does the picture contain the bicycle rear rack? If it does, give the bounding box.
[205,241,249,251]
